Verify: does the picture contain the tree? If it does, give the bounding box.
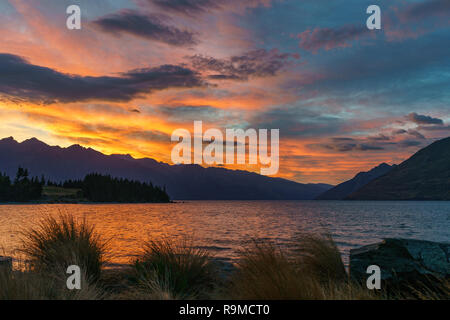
[14,167,29,184]
[0,173,12,201]
[0,167,44,202]
[81,173,170,203]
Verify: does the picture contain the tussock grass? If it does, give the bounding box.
[293,234,348,284]
[1,213,107,300]
[0,261,104,300]
[0,267,54,300]
[226,235,379,300]
[19,213,108,283]
[395,277,450,300]
[131,238,218,299]
[226,240,316,299]
[415,279,450,300]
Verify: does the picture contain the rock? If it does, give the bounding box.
[0,256,13,272]
[350,239,449,291]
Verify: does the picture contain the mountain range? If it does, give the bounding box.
[2,136,449,201]
[316,163,395,200]
[347,137,450,200]
[0,137,333,200]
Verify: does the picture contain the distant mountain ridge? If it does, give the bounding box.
[347,137,450,200]
[316,163,395,200]
[0,137,333,200]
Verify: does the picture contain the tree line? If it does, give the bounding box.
[0,168,170,203]
[0,167,43,202]
[80,173,170,203]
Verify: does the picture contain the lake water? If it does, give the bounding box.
[0,201,449,267]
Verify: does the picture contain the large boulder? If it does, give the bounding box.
[350,239,449,289]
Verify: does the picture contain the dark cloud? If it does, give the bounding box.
[189,49,296,81]
[308,133,431,153]
[367,134,391,141]
[399,0,450,22]
[417,125,450,131]
[146,0,270,16]
[149,0,220,16]
[126,130,171,143]
[393,129,407,135]
[353,144,385,151]
[93,10,198,46]
[312,142,384,152]
[298,25,371,52]
[399,139,423,147]
[0,53,205,104]
[406,129,425,140]
[407,113,444,125]
[331,137,356,142]
[392,128,426,139]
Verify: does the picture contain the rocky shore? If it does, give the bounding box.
[350,238,449,296]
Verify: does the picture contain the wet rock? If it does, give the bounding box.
[350,238,449,290]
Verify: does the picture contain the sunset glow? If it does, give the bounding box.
[1,0,449,184]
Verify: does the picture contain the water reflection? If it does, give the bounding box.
[0,201,448,267]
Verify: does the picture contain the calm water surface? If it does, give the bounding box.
[0,201,449,267]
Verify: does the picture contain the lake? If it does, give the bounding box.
[0,201,449,267]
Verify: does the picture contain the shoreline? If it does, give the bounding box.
[1,199,449,205]
[0,200,176,205]
[2,237,448,300]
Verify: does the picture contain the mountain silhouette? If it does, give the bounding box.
[347,137,450,200]
[0,137,333,200]
[316,163,395,200]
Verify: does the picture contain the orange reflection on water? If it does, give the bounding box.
[0,201,448,268]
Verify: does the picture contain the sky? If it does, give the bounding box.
[0,0,449,185]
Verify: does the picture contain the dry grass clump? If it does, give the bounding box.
[0,267,55,300]
[416,279,450,300]
[393,277,450,300]
[19,213,108,283]
[0,261,104,300]
[226,235,380,300]
[226,240,317,299]
[294,234,347,283]
[1,212,108,300]
[131,238,218,299]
